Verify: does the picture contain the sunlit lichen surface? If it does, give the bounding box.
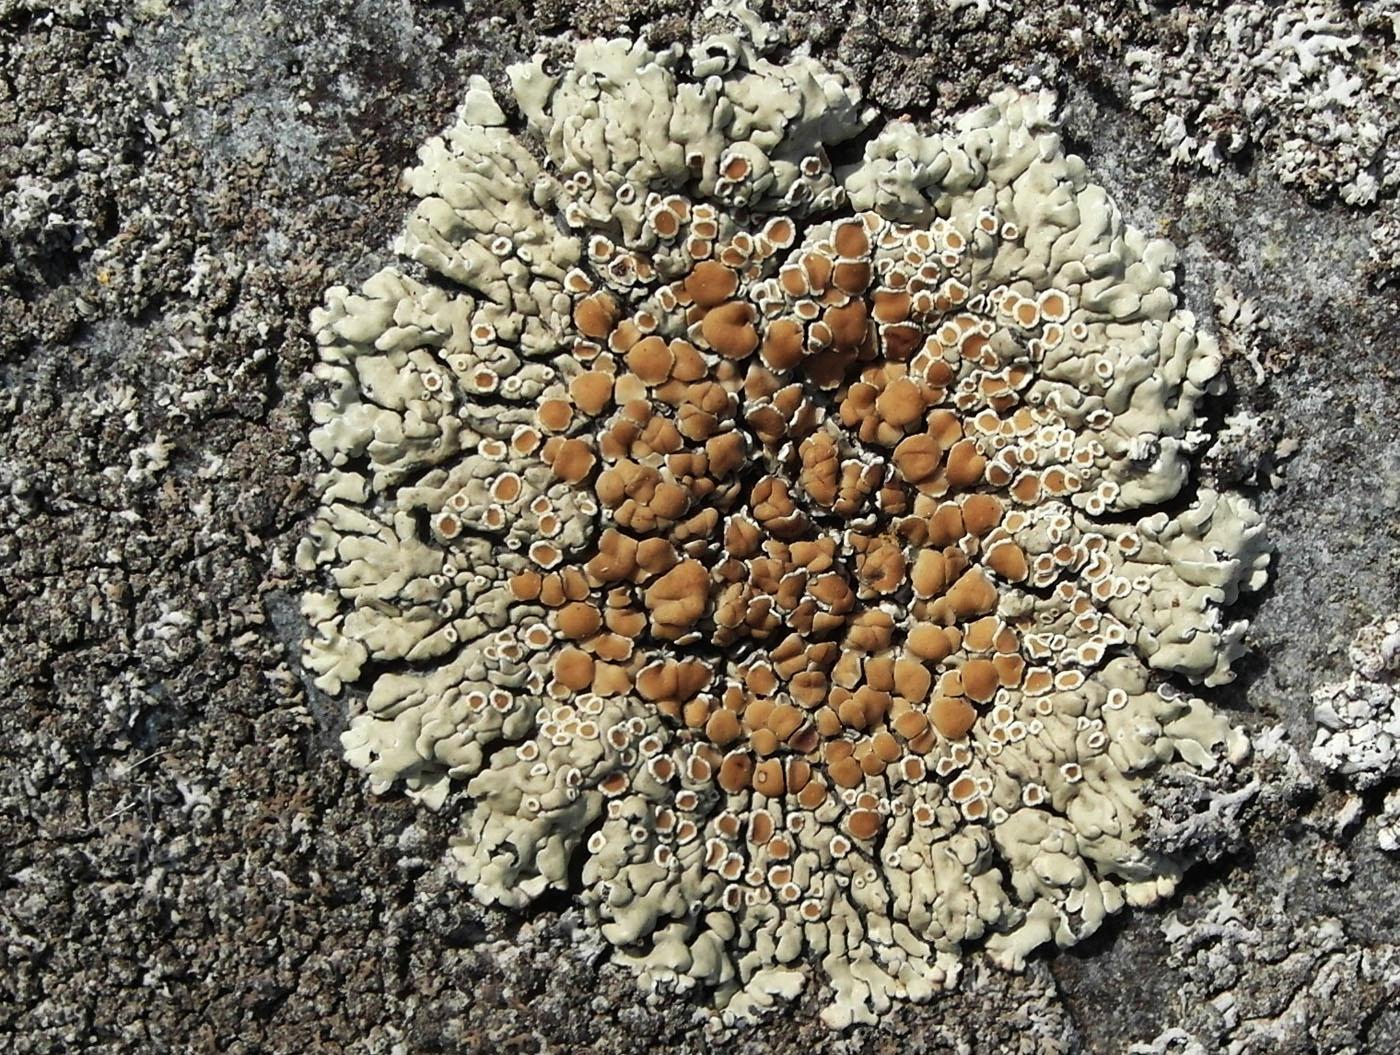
[298,2,1268,1027]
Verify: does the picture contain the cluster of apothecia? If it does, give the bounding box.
[299,2,1267,1027]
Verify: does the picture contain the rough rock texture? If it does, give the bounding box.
[1,0,1398,1052]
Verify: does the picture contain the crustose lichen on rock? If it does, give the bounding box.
[297,0,1269,1028]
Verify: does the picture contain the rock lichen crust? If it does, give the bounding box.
[297,2,1267,1028]
[1313,613,1400,797]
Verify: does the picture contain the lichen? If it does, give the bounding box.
[1130,887,1396,1054]
[1312,611,1400,794]
[298,2,1267,1027]
[1120,0,1400,280]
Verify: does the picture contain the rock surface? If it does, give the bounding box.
[2,0,1398,1051]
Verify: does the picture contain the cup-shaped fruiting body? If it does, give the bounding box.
[299,0,1266,1030]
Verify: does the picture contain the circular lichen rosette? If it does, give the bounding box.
[297,1,1269,1029]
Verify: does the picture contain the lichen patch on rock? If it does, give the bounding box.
[298,1,1267,1027]
[1313,612,1400,795]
